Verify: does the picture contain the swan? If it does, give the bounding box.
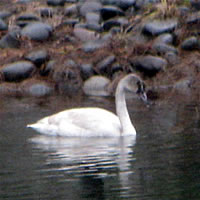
[27,74,147,137]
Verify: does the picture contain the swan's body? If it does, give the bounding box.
[27,74,146,137]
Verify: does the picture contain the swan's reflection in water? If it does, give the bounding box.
[30,135,136,191]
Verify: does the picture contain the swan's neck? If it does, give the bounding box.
[115,84,136,135]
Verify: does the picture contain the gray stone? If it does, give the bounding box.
[73,27,99,42]
[101,5,124,21]
[21,22,53,41]
[80,63,94,80]
[40,7,53,18]
[86,12,100,25]
[0,30,21,49]
[130,55,167,76]
[186,12,200,24]
[0,11,12,19]
[64,4,78,16]
[16,14,40,21]
[143,19,178,36]
[86,23,102,32]
[22,82,54,97]
[154,33,173,44]
[164,51,180,65]
[152,42,177,54]
[101,0,136,10]
[17,0,33,3]
[190,0,200,10]
[83,75,111,96]
[103,17,129,31]
[0,61,36,82]
[0,19,8,31]
[47,0,65,6]
[25,50,49,67]
[82,39,107,53]
[80,1,102,17]
[181,36,200,50]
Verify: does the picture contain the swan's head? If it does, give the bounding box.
[122,74,147,102]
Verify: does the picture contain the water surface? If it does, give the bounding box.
[0,95,200,200]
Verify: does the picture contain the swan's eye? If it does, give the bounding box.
[137,81,145,94]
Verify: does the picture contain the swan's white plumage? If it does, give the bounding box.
[27,74,146,137]
[28,108,122,137]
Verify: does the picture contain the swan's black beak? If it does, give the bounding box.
[139,92,148,103]
[136,81,148,103]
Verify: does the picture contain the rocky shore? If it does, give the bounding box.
[0,0,199,100]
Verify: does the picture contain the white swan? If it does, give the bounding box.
[27,74,147,137]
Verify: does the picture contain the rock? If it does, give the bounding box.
[21,80,54,97]
[0,61,36,82]
[181,36,200,50]
[21,22,53,41]
[111,63,123,75]
[0,19,8,31]
[178,6,190,17]
[85,23,102,32]
[117,0,136,10]
[79,63,94,80]
[82,34,111,53]
[16,14,40,21]
[16,14,41,28]
[96,55,116,74]
[0,30,21,49]
[82,39,107,53]
[190,0,200,10]
[40,7,53,18]
[80,0,102,17]
[101,0,136,10]
[164,51,180,65]
[85,12,100,25]
[83,75,111,96]
[143,19,178,36]
[73,27,99,42]
[154,33,173,44]
[16,0,33,3]
[0,11,12,19]
[103,17,129,31]
[47,0,65,6]
[25,50,49,67]
[152,42,177,55]
[64,4,78,16]
[186,12,200,24]
[130,55,167,76]
[101,6,124,21]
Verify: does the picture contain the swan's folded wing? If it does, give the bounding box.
[47,107,121,136]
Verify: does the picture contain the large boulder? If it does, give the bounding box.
[21,22,53,41]
[83,75,111,96]
[130,55,167,76]
[0,61,36,82]
[143,19,178,36]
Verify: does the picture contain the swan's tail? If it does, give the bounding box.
[27,122,59,136]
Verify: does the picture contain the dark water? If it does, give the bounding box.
[0,95,200,200]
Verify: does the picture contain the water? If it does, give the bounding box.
[0,95,200,200]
